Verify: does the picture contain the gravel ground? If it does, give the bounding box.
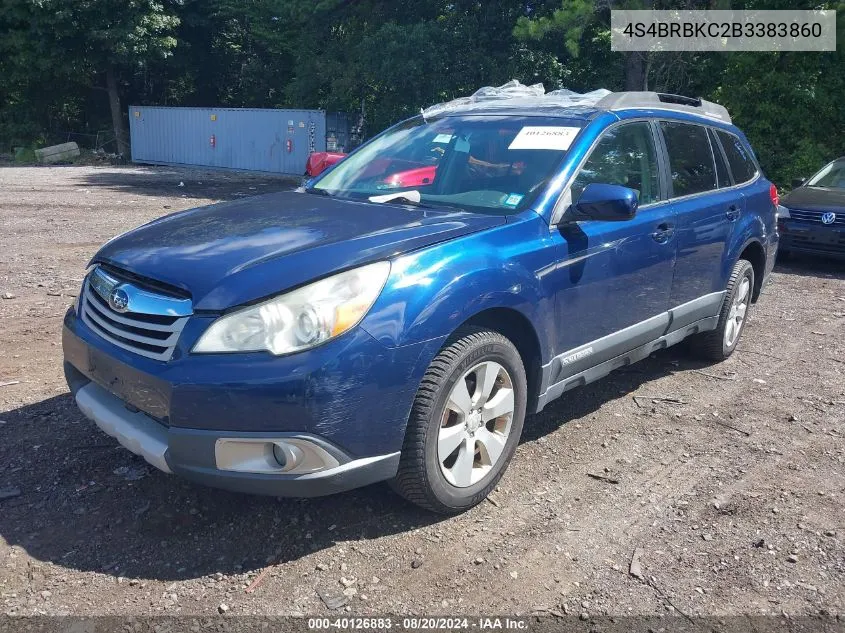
[0,166,843,618]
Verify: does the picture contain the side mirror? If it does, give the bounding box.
[573,183,639,222]
[791,177,806,188]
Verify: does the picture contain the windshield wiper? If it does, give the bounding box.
[368,190,423,206]
[304,187,333,197]
[367,191,471,213]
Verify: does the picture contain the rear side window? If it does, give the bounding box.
[716,131,758,184]
[709,129,732,188]
[571,122,660,205]
[659,122,716,197]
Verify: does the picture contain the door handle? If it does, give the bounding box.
[726,205,741,221]
[651,223,675,243]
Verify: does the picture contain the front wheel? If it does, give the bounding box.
[391,327,527,514]
[689,259,755,361]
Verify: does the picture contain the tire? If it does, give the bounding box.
[689,259,755,361]
[391,327,527,514]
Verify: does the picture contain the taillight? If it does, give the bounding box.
[769,183,779,207]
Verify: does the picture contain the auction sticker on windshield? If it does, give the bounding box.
[508,126,581,151]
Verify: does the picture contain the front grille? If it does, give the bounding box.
[80,272,190,361]
[788,208,845,225]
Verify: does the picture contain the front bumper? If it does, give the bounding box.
[62,307,442,497]
[70,377,400,496]
[778,220,845,258]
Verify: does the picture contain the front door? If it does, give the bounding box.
[549,120,677,369]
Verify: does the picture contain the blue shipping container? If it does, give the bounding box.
[128,106,327,175]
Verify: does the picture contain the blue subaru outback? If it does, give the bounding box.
[63,90,779,513]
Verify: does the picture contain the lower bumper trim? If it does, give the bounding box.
[169,452,401,497]
[73,381,401,497]
[76,382,172,473]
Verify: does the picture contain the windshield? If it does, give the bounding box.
[807,159,845,189]
[310,115,584,214]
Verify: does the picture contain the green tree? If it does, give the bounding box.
[3,0,181,155]
[165,0,299,108]
[514,0,648,91]
[1,0,842,181]
[286,1,563,132]
[714,48,844,185]
[711,0,844,184]
[514,0,728,93]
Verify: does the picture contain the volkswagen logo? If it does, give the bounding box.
[108,286,130,313]
[821,212,836,225]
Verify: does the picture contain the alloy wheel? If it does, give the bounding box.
[437,361,515,488]
[724,276,750,348]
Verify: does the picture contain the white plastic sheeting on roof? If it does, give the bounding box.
[422,80,612,119]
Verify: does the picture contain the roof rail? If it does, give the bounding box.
[596,91,731,124]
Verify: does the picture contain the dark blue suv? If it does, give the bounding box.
[63,91,779,513]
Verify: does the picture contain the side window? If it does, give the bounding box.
[659,122,716,197]
[571,122,660,205]
[808,160,845,187]
[709,129,732,188]
[716,131,758,184]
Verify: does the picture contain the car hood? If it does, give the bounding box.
[781,186,845,211]
[93,191,505,311]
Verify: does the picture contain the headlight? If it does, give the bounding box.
[776,205,790,219]
[192,261,390,355]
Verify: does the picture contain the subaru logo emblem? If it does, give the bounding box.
[109,286,130,313]
[821,212,836,225]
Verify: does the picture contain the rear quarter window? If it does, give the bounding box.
[716,131,758,184]
[708,129,732,188]
[659,122,716,197]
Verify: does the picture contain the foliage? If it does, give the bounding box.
[711,0,845,184]
[0,0,842,182]
[512,0,844,184]
[13,147,37,164]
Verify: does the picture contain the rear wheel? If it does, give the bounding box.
[689,259,754,361]
[391,327,527,514]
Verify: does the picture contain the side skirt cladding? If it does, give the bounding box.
[533,292,725,413]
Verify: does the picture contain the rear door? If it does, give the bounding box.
[658,121,742,310]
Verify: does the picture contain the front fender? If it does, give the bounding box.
[360,214,557,362]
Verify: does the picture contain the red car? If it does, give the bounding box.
[305,151,346,177]
[307,151,437,188]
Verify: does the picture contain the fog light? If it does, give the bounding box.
[215,437,341,475]
[272,443,288,468]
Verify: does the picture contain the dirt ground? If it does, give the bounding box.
[0,166,843,619]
